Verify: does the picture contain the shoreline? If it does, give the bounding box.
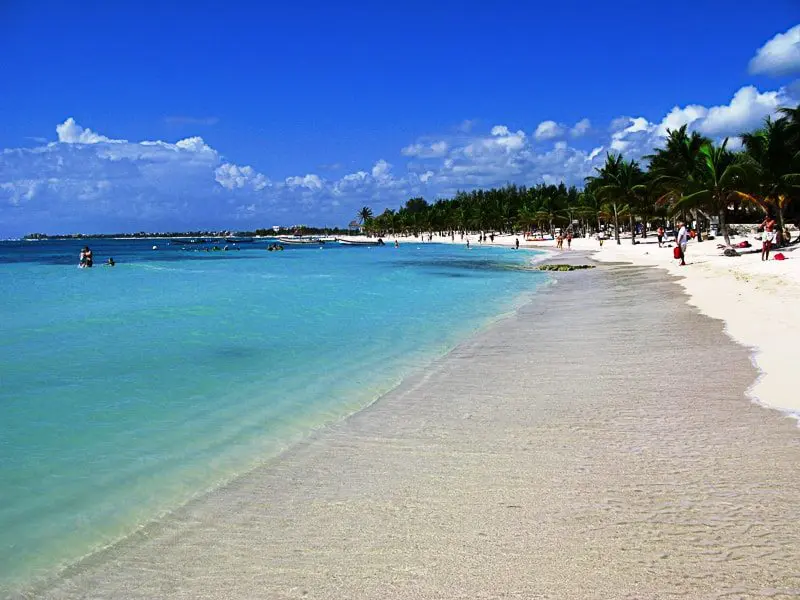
[383,231,799,421]
[29,258,800,598]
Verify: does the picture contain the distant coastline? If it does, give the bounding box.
[19,227,355,241]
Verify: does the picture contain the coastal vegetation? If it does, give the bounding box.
[360,104,800,245]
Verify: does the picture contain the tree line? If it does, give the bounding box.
[357,105,800,246]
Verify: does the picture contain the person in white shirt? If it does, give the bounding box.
[676,221,689,266]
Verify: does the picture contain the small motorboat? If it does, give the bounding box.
[277,236,326,245]
[338,238,385,246]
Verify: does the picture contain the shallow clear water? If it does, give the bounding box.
[0,238,545,590]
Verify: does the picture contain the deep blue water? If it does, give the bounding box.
[0,237,545,591]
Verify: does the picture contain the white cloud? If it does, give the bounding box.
[55,117,116,144]
[570,118,591,137]
[215,163,269,191]
[656,104,708,136]
[534,120,564,141]
[698,86,789,136]
[371,159,392,182]
[749,24,800,76]
[401,140,448,157]
[285,174,323,190]
[609,117,655,153]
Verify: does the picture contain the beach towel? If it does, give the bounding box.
[736,241,751,248]
[773,253,786,261]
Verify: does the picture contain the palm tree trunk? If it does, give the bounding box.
[629,215,636,245]
[719,208,731,247]
[777,204,787,246]
[613,205,620,245]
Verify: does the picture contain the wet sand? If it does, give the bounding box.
[32,264,800,599]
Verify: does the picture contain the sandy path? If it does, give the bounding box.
[34,264,800,600]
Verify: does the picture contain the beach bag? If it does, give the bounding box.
[673,247,681,259]
[774,253,785,261]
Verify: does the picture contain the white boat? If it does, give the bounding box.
[277,236,326,245]
[339,237,385,246]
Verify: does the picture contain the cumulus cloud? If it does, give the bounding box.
[749,24,800,76]
[698,86,789,135]
[533,120,564,141]
[570,118,591,137]
[285,173,323,190]
[215,163,270,190]
[401,140,448,157]
[56,117,116,144]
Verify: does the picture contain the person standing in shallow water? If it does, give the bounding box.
[515,237,519,250]
[79,246,93,268]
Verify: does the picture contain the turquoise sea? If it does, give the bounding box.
[0,238,546,592]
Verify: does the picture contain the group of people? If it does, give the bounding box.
[556,231,573,250]
[673,213,787,265]
[79,246,114,267]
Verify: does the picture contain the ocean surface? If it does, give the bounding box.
[0,237,546,592]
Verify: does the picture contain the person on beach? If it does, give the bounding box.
[760,215,777,261]
[515,237,519,249]
[556,232,563,249]
[657,226,664,247]
[566,231,573,249]
[598,230,605,247]
[676,221,689,265]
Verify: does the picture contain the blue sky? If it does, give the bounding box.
[1,0,799,236]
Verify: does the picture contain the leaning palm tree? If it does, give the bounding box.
[672,139,750,247]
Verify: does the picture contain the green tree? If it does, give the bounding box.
[673,139,750,247]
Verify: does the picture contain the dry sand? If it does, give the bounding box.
[31,261,800,599]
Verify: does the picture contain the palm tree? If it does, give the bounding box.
[673,139,750,247]
[587,154,645,245]
[741,117,800,242]
[357,206,373,225]
[647,125,710,240]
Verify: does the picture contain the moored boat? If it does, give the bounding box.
[277,236,326,245]
[338,238,385,246]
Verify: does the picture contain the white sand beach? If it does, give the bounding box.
[374,230,799,418]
